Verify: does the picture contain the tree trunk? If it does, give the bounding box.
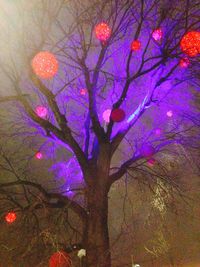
[83,182,111,267]
[81,143,111,267]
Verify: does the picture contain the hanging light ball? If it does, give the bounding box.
[35,106,48,118]
[95,22,111,42]
[152,28,163,41]
[5,212,17,224]
[131,40,141,51]
[103,109,112,123]
[49,251,72,267]
[147,158,156,167]
[180,31,200,57]
[31,51,58,79]
[166,110,173,117]
[80,88,87,95]
[35,151,43,160]
[179,57,190,68]
[111,108,125,122]
[140,144,155,158]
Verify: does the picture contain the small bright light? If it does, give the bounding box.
[166,110,173,117]
[31,51,58,79]
[35,106,48,118]
[80,88,87,95]
[35,152,43,160]
[131,40,141,51]
[103,109,111,123]
[147,158,156,167]
[152,28,163,41]
[179,57,190,68]
[95,22,111,42]
[5,212,17,224]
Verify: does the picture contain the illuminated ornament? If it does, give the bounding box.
[31,51,58,79]
[166,110,173,117]
[49,251,72,267]
[36,106,48,118]
[179,57,190,68]
[131,40,141,51]
[155,128,162,136]
[111,108,125,122]
[5,212,17,224]
[180,31,200,57]
[147,158,156,167]
[152,28,163,41]
[80,88,87,95]
[95,22,111,42]
[141,144,155,158]
[35,151,43,160]
[103,109,111,123]
[77,249,86,258]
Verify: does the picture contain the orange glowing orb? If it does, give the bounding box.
[5,212,17,224]
[31,51,58,79]
[131,40,141,51]
[180,31,200,57]
[49,251,72,267]
[95,22,111,42]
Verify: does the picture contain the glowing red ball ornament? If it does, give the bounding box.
[5,212,17,224]
[31,51,58,79]
[36,106,48,118]
[141,144,155,158]
[80,88,87,96]
[95,22,111,42]
[147,158,156,167]
[49,251,72,267]
[180,31,200,57]
[152,28,163,41]
[35,151,43,160]
[111,108,125,122]
[131,40,141,51]
[179,57,190,68]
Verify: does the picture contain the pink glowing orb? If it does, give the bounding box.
[152,28,163,41]
[95,22,111,42]
[141,144,155,158]
[35,152,43,160]
[147,158,156,167]
[103,109,111,123]
[166,110,173,117]
[155,128,162,136]
[80,88,87,95]
[31,51,58,79]
[5,212,17,224]
[131,40,141,51]
[111,108,126,122]
[179,57,190,68]
[180,31,200,57]
[36,106,48,118]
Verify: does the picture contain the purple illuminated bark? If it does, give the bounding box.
[83,144,111,267]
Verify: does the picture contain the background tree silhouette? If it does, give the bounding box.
[0,0,199,266]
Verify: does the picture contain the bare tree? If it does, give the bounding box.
[0,0,199,266]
